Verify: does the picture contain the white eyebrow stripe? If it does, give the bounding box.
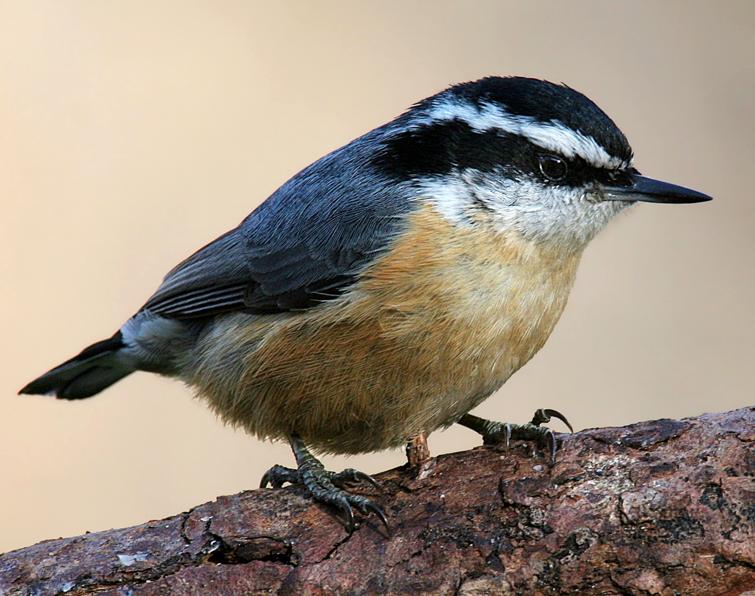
[418,98,627,170]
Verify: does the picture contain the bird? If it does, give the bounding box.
[20,76,711,531]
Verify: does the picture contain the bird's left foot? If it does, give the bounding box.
[259,435,388,532]
[458,408,573,464]
[260,464,379,491]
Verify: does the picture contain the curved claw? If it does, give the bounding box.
[260,464,297,489]
[336,498,355,533]
[363,501,390,532]
[355,471,381,490]
[333,468,381,490]
[347,495,389,532]
[532,408,574,433]
[482,422,512,448]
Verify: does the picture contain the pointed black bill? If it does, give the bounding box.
[603,174,712,204]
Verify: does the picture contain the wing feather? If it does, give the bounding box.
[140,126,415,319]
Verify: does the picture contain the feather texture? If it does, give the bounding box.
[183,205,582,454]
[141,124,417,319]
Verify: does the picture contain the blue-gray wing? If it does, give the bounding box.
[140,129,415,319]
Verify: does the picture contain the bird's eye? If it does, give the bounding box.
[538,155,568,182]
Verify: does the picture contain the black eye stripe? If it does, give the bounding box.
[540,154,631,187]
[372,119,628,185]
[372,119,541,179]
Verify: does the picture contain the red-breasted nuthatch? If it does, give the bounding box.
[20,77,711,530]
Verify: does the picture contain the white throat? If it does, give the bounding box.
[416,169,633,250]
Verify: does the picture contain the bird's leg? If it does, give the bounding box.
[260,434,387,532]
[405,431,435,478]
[405,432,431,468]
[457,408,573,464]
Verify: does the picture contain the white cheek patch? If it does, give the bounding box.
[419,98,628,171]
[415,170,631,248]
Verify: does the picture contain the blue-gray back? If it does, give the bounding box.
[140,122,417,319]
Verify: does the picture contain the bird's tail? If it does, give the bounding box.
[19,331,135,399]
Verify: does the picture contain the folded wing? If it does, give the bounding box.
[140,131,415,319]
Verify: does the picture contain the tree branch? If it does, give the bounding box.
[1,408,753,595]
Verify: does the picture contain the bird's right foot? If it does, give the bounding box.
[260,435,388,533]
[458,408,573,464]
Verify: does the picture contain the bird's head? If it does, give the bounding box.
[373,77,711,250]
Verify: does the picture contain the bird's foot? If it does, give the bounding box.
[260,464,379,490]
[458,408,573,464]
[260,437,387,533]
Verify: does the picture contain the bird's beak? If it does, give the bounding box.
[603,173,712,204]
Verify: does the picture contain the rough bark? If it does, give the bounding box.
[1,408,753,595]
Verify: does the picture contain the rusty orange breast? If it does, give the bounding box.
[187,204,582,454]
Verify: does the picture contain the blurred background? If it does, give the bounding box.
[1,0,753,554]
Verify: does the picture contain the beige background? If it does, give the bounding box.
[1,1,753,554]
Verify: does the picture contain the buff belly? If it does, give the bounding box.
[182,205,581,454]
